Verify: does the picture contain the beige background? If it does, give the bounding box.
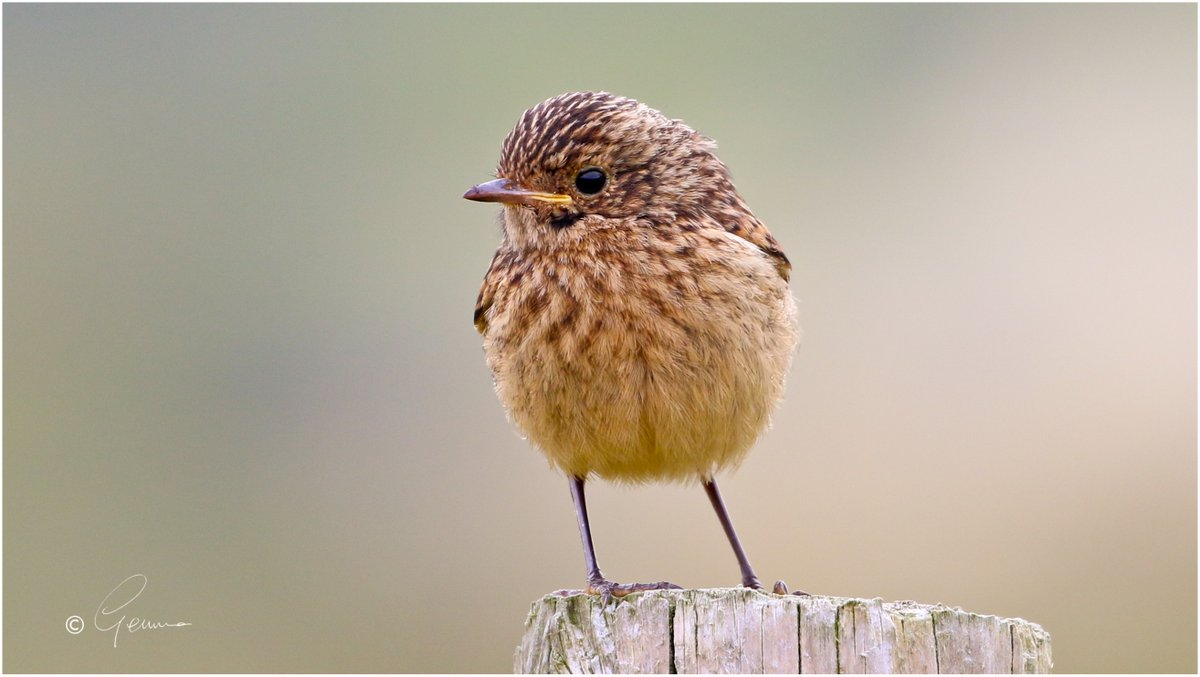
[4,4,1195,673]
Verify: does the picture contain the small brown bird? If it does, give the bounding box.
[465,92,798,597]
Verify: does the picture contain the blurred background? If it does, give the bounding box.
[4,3,1195,673]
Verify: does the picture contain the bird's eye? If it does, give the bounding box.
[574,168,607,195]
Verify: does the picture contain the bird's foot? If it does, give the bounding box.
[586,578,682,600]
[771,579,811,596]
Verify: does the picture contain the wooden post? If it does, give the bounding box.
[514,588,1052,674]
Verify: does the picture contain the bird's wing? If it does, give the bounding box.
[473,248,512,334]
[721,212,792,282]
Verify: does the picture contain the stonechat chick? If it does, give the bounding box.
[465,91,798,597]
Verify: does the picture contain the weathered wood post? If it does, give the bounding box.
[514,588,1052,674]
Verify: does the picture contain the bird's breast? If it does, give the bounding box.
[482,229,797,482]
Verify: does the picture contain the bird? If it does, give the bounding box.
[464,91,798,598]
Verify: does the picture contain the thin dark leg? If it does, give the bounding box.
[569,475,604,583]
[565,475,681,598]
[703,478,761,590]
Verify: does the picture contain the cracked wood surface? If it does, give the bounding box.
[514,589,1052,674]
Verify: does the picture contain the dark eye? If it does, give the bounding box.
[574,168,607,195]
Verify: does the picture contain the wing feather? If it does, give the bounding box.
[473,248,513,334]
[718,211,792,281]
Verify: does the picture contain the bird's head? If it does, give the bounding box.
[464,91,738,249]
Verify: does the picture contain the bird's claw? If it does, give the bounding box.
[771,579,811,596]
[586,578,682,600]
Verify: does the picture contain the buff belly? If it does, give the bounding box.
[485,247,798,483]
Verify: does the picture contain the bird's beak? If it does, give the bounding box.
[463,178,572,207]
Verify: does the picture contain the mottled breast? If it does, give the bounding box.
[478,220,797,482]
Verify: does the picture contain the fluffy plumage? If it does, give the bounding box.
[473,91,798,483]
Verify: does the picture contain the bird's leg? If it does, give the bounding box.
[569,475,604,585]
[703,478,762,590]
[569,475,681,598]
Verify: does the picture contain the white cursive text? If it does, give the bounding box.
[93,574,192,647]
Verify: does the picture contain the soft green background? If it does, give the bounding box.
[5,3,1195,673]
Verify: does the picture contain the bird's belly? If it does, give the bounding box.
[486,268,797,483]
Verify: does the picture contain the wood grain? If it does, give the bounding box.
[514,589,1052,674]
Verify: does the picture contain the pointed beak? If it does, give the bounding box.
[462,178,573,207]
